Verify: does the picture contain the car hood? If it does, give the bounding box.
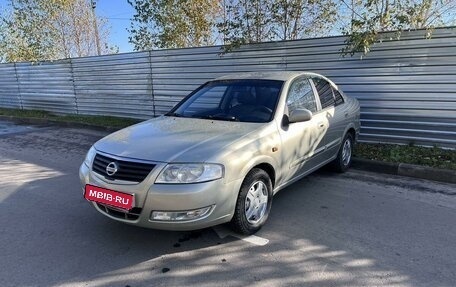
[94,116,264,163]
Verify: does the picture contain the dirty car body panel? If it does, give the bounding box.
[79,71,360,232]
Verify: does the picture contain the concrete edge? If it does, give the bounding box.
[0,115,122,133]
[352,158,456,184]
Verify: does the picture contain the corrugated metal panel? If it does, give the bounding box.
[149,28,456,148]
[0,63,21,108]
[72,51,153,119]
[0,27,455,148]
[15,60,76,114]
[150,45,287,114]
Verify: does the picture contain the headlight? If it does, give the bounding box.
[155,163,223,184]
[83,146,97,167]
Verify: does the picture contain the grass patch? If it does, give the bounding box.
[0,108,50,118]
[0,108,142,129]
[355,143,456,170]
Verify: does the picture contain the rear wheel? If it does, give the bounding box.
[230,168,273,235]
[331,133,354,173]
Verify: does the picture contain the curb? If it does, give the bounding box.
[352,158,456,185]
[0,115,121,133]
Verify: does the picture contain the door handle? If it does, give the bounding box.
[318,122,325,128]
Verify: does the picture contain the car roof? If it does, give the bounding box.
[214,71,321,82]
[213,71,338,89]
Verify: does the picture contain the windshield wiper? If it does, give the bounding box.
[165,112,183,117]
[193,115,239,122]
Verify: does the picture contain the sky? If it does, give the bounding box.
[96,0,135,53]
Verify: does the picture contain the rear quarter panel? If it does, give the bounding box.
[343,96,361,142]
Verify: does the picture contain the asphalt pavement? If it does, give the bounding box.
[1,120,455,287]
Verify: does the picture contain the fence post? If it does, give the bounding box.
[13,63,23,110]
[148,50,156,117]
[68,58,78,114]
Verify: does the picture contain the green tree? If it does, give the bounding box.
[0,0,59,62]
[218,0,338,51]
[218,0,274,47]
[0,0,114,62]
[341,0,456,56]
[271,0,338,40]
[128,0,221,50]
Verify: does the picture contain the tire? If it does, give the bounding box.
[331,133,354,173]
[230,168,273,235]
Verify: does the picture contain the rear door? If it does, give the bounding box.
[311,77,347,158]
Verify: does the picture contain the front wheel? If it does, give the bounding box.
[230,168,273,235]
[331,133,354,173]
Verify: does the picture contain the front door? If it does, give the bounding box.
[277,77,329,185]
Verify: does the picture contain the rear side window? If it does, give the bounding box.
[313,77,335,109]
[333,88,344,105]
[286,78,317,113]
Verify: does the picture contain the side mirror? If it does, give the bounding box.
[289,109,312,123]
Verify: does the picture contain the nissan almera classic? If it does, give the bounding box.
[79,71,360,235]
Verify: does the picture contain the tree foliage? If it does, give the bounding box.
[342,0,456,55]
[218,0,338,50]
[0,0,59,62]
[218,0,274,46]
[127,0,455,55]
[271,0,338,40]
[52,0,116,58]
[2,0,454,60]
[0,0,115,62]
[128,0,221,50]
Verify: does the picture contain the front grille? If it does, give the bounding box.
[92,153,155,183]
[97,203,142,220]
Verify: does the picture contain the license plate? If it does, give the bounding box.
[84,184,133,210]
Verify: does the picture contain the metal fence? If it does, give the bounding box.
[0,28,455,148]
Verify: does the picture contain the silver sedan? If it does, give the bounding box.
[79,71,360,234]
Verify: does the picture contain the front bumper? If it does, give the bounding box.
[79,163,241,231]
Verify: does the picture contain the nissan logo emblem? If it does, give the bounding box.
[106,162,118,176]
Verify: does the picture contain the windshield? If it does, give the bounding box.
[167,79,284,123]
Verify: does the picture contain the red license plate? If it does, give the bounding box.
[84,184,134,210]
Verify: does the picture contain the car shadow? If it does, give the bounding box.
[1,164,414,287]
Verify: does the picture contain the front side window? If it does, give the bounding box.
[169,80,284,123]
[313,77,335,109]
[286,78,317,114]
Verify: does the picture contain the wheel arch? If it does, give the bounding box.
[252,163,276,188]
[343,123,358,143]
[238,156,277,189]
